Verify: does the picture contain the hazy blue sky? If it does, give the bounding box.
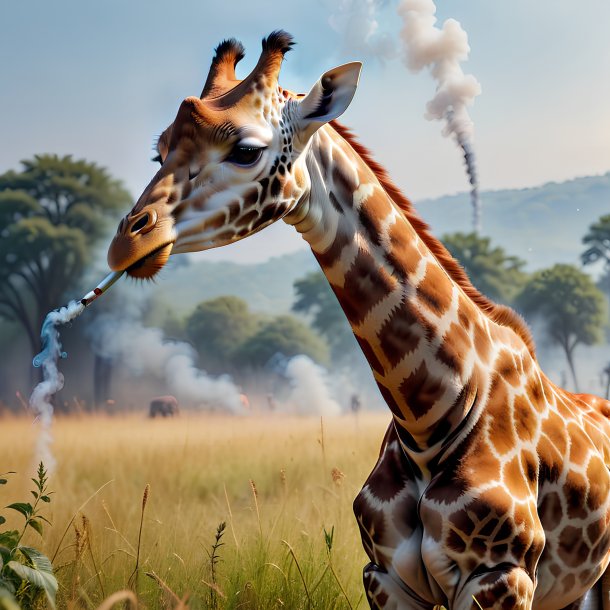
[2,1,609,262]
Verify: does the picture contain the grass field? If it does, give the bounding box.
[0,412,391,609]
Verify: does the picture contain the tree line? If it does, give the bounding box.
[1,155,609,399]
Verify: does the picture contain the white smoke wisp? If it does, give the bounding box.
[91,314,243,413]
[397,0,482,231]
[30,300,86,472]
[285,355,342,416]
[329,0,396,60]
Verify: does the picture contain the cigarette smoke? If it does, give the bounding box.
[91,312,244,413]
[31,300,86,472]
[397,0,482,230]
[284,355,342,416]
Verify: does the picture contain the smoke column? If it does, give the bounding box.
[91,313,244,413]
[284,355,342,416]
[397,0,482,231]
[31,300,86,472]
[329,0,396,60]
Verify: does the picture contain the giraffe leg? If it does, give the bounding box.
[363,562,433,610]
[453,567,535,610]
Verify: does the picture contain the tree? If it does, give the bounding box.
[186,296,260,373]
[0,155,131,358]
[442,232,528,304]
[582,213,610,270]
[293,271,357,360]
[582,213,610,302]
[516,264,607,392]
[235,315,329,368]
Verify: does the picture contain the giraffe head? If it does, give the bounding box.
[108,31,361,278]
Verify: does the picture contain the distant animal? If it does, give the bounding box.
[149,395,179,418]
[108,31,610,609]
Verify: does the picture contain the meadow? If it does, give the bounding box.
[0,412,391,609]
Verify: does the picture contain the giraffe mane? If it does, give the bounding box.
[330,120,537,357]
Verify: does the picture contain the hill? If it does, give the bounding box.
[417,172,610,271]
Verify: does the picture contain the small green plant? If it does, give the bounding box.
[0,463,57,609]
[205,521,226,610]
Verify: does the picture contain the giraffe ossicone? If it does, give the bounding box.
[107,31,610,610]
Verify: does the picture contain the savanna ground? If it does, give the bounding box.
[0,412,391,609]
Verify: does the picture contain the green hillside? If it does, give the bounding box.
[417,172,610,271]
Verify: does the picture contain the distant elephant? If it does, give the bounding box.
[149,395,179,418]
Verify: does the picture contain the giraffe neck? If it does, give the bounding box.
[285,124,522,468]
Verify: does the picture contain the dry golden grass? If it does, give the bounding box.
[0,412,391,609]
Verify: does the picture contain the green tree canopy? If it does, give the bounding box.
[582,213,610,270]
[442,232,528,304]
[0,154,131,356]
[235,315,329,368]
[516,264,607,391]
[185,296,260,373]
[293,271,356,360]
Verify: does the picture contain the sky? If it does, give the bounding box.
[2,0,609,263]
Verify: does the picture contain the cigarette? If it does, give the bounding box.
[80,270,124,307]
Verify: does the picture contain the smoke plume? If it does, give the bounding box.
[397,0,482,230]
[285,355,342,416]
[91,313,244,413]
[329,0,396,60]
[31,300,86,471]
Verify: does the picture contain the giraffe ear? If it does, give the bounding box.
[296,62,362,135]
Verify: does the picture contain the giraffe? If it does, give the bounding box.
[106,31,610,609]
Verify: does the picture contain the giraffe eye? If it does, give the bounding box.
[227,145,265,167]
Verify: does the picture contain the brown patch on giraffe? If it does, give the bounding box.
[503,455,531,499]
[385,221,422,276]
[562,573,576,594]
[227,201,241,222]
[391,492,420,537]
[399,362,444,420]
[567,423,592,466]
[586,455,609,512]
[558,525,591,567]
[586,517,605,546]
[364,441,415,503]
[447,528,467,553]
[415,263,453,316]
[332,163,359,209]
[541,411,568,456]
[495,349,520,387]
[355,335,384,375]
[436,321,471,375]
[376,383,405,420]
[486,380,517,455]
[467,438,502,483]
[378,300,421,369]
[563,470,588,520]
[243,187,259,208]
[513,396,538,444]
[359,204,385,248]
[236,209,259,228]
[449,509,476,537]
[472,322,493,365]
[421,505,443,542]
[538,491,563,531]
[315,225,352,269]
[331,248,395,326]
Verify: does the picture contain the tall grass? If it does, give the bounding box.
[0,413,389,608]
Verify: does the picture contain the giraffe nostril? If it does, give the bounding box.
[131,213,150,234]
